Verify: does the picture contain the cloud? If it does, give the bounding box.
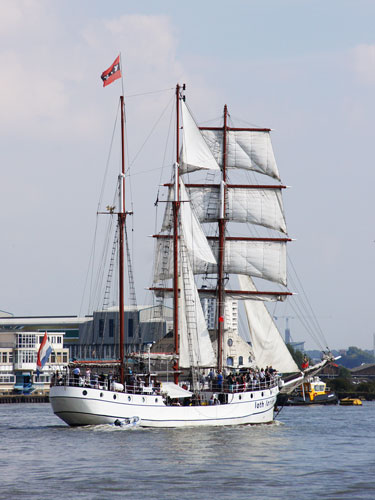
[0,0,50,38]
[350,44,375,85]
[82,14,184,91]
[0,8,184,142]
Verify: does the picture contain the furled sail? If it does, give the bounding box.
[239,275,299,373]
[180,101,221,174]
[154,237,287,285]
[200,129,280,180]
[179,242,216,368]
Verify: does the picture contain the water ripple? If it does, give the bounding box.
[0,403,374,499]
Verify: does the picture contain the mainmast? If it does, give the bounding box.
[217,105,228,372]
[118,95,126,384]
[172,84,182,384]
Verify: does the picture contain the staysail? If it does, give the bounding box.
[179,241,216,368]
[180,101,220,174]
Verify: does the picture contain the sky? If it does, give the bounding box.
[1,0,375,351]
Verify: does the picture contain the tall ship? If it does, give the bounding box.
[50,69,332,427]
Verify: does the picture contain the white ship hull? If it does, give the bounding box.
[50,385,278,428]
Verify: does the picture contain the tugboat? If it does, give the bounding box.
[278,376,338,406]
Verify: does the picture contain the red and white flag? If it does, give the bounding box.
[101,55,122,87]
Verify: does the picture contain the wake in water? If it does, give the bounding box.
[78,417,141,432]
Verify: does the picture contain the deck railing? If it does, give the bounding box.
[51,375,278,395]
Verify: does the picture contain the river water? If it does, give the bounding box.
[0,402,373,500]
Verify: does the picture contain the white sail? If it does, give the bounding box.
[201,129,280,180]
[239,275,299,373]
[179,242,216,368]
[187,185,287,233]
[154,237,287,285]
[154,180,216,283]
[179,181,217,265]
[203,239,287,286]
[180,101,221,174]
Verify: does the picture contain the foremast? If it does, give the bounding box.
[216,105,228,372]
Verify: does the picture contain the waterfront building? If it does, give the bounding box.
[201,297,239,332]
[289,341,306,352]
[0,331,69,394]
[0,302,254,373]
[73,305,173,360]
[200,297,253,369]
[0,315,83,350]
[350,363,375,381]
[0,305,173,364]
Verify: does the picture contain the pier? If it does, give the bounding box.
[0,394,49,404]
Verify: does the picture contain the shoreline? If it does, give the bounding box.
[0,394,49,404]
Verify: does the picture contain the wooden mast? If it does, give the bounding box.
[172,84,181,384]
[118,95,126,384]
[217,104,228,372]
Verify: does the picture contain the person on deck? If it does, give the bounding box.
[259,368,265,387]
[85,368,91,386]
[216,371,223,392]
[73,367,80,386]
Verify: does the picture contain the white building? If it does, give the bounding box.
[201,298,239,333]
[0,331,69,394]
[201,298,253,369]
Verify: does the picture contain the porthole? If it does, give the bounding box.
[227,338,233,347]
[155,398,158,403]
[261,392,264,397]
[251,394,253,399]
[128,396,132,402]
[82,390,87,396]
[239,395,242,400]
[142,397,145,403]
[113,394,117,400]
[100,392,103,398]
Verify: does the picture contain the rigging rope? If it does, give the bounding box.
[126,93,175,171]
[124,87,174,99]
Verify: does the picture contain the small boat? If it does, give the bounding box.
[113,416,140,427]
[279,376,338,405]
[339,397,362,406]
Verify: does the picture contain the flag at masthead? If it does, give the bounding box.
[101,55,122,87]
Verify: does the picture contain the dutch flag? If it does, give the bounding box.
[36,332,52,374]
